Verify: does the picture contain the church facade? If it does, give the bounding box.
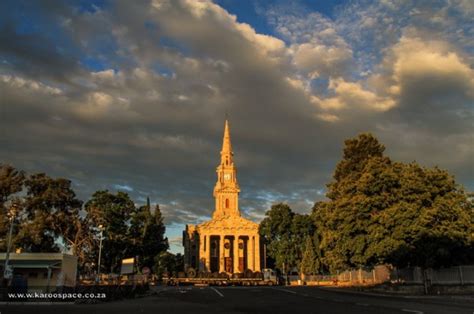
[183,120,261,274]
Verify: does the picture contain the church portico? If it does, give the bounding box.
[183,120,261,275]
[192,219,261,273]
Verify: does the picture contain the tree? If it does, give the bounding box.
[0,164,25,251]
[154,251,182,280]
[260,203,294,242]
[259,203,315,274]
[84,190,135,273]
[332,133,385,182]
[313,133,474,271]
[64,216,93,270]
[141,204,168,268]
[0,166,91,262]
[300,235,318,278]
[128,202,169,269]
[0,164,25,205]
[15,173,83,253]
[290,213,315,272]
[375,163,473,268]
[259,203,294,273]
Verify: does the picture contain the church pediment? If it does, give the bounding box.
[197,215,259,232]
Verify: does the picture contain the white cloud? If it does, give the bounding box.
[74,92,135,120]
[174,0,286,59]
[91,69,116,80]
[314,78,396,112]
[286,76,310,93]
[1,75,62,95]
[291,42,352,78]
[266,8,354,79]
[390,36,474,98]
[316,113,340,122]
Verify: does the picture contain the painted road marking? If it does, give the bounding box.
[402,309,424,314]
[211,287,224,297]
[270,288,297,295]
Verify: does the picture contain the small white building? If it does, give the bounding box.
[0,253,78,292]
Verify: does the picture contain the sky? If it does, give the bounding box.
[1,0,473,253]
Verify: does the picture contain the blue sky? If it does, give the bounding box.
[1,0,473,253]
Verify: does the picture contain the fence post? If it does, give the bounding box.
[372,269,376,284]
[422,268,430,295]
[458,266,464,286]
[359,268,362,284]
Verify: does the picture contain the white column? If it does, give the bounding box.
[206,235,211,271]
[219,235,225,273]
[198,234,205,271]
[247,237,254,271]
[233,235,240,273]
[255,234,261,271]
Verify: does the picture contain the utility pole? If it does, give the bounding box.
[263,243,267,269]
[97,224,104,283]
[3,203,18,282]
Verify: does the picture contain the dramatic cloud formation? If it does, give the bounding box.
[1,0,472,252]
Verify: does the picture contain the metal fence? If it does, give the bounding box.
[300,265,474,286]
[292,266,390,285]
[391,265,474,285]
[334,265,391,284]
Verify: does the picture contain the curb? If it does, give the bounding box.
[315,286,474,302]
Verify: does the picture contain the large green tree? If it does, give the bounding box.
[128,201,169,269]
[1,165,90,262]
[85,192,169,273]
[16,173,83,253]
[141,204,168,268]
[313,133,474,272]
[85,190,135,273]
[259,203,315,273]
[373,163,473,268]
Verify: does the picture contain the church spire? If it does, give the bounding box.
[213,119,240,219]
[220,119,233,166]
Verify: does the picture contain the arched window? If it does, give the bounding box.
[225,198,229,208]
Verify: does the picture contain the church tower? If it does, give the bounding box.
[213,120,240,219]
[183,119,261,274]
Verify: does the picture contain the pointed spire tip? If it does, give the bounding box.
[221,119,232,155]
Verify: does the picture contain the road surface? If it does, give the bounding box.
[0,285,473,313]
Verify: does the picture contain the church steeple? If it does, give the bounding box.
[221,120,233,165]
[213,120,240,219]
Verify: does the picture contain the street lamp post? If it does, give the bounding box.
[3,203,17,281]
[97,225,104,283]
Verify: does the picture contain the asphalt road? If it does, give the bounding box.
[0,286,473,314]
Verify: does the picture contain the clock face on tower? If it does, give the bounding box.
[224,173,231,181]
